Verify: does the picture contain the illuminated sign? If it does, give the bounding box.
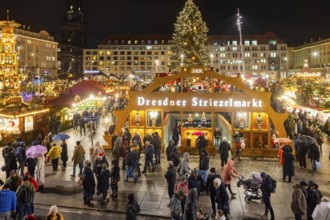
[296,72,321,78]
[191,68,204,74]
[137,96,262,108]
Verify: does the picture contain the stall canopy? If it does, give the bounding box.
[48,80,107,107]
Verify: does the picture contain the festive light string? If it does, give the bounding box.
[0,109,49,118]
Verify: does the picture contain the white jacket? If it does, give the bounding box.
[312,202,330,220]
[35,156,45,185]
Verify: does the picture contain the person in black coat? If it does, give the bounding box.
[166,140,175,161]
[110,159,120,198]
[100,164,111,204]
[172,126,180,146]
[3,148,17,178]
[206,168,221,218]
[93,153,109,194]
[219,137,231,168]
[282,145,295,182]
[188,168,204,197]
[196,134,207,156]
[61,140,68,169]
[306,181,323,220]
[307,143,320,172]
[25,157,37,177]
[164,161,177,202]
[214,178,229,217]
[297,140,308,168]
[170,147,181,168]
[199,149,210,187]
[108,123,116,135]
[83,160,95,207]
[260,172,274,220]
[126,193,140,220]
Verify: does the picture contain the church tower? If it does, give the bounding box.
[58,0,86,79]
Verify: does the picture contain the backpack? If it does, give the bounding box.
[15,147,26,162]
[170,195,182,218]
[270,178,277,193]
[20,186,33,204]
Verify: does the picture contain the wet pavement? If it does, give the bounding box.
[1,115,330,219]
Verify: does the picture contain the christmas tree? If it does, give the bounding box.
[169,0,209,70]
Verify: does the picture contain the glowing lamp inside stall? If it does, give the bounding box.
[149,111,158,127]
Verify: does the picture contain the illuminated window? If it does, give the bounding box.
[245,53,250,57]
[232,47,237,51]
[252,65,258,70]
[220,53,225,58]
[220,47,225,51]
[270,52,277,58]
[232,41,238,46]
[252,40,257,45]
[244,40,250,46]
[128,40,131,45]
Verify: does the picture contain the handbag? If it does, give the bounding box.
[315,161,321,169]
[77,175,83,185]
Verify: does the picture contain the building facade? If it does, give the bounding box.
[15,27,58,79]
[83,32,288,77]
[290,38,330,74]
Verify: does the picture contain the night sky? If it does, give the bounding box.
[1,0,330,47]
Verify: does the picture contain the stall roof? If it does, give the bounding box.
[48,80,107,107]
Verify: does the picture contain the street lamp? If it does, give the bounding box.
[89,94,95,148]
[237,8,245,80]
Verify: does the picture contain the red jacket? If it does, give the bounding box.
[28,177,38,191]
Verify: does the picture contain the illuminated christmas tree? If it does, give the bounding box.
[0,10,21,96]
[169,0,209,70]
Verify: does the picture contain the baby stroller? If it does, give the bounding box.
[237,172,262,203]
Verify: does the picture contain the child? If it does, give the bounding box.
[110,159,120,198]
[215,210,226,220]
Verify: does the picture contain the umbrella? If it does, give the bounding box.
[52,133,71,141]
[192,131,205,136]
[274,137,291,143]
[26,145,47,158]
[298,135,317,145]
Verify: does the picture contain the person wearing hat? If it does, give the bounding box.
[291,181,308,220]
[126,193,140,220]
[306,180,323,220]
[71,141,85,177]
[213,178,229,218]
[46,143,62,172]
[91,141,104,165]
[93,153,109,195]
[16,175,36,220]
[100,163,111,205]
[206,168,221,218]
[82,160,95,207]
[45,205,64,220]
[260,172,274,220]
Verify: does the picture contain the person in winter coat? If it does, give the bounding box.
[172,126,180,147]
[125,147,137,183]
[188,168,204,198]
[166,140,175,161]
[164,161,177,202]
[82,160,95,207]
[291,181,308,220]
[131,141,141,176]
[5,170,22,192]
[297,140,308,169]
[34,155,45,191]
[282,145,295,182]
[307,143,320,172]
[60,140,68,169]
[199,149,210,186]
[183,188,198,220]
[100,163,111,204]
[93,153,109,194]
[232,131,242,161]
[46,143,62,172]
[142,141,154,173]
[45,205,64,220]
[110,159,120,198]
[15,142,26,175]
[312,196,330,220]
[171,147,181,168]
[206,167,221,218]
[91,141,104,165]
[112,137,122,161]
[176,175,189,197]
[152,132,161,164]
[71,141,85,177]
[260,172,274,220]
[25,157,37,177]
[214,178,229,217]
[170,190,185,220]
[16,175,36,220]
[306,180,323,220]
[221,159,239,197]
[197,208,210,220]
[196,134,207,156]
[3,148,17,178]
[126,193,140,220]
[180,152,190,177]
[0,182,16,220]
[219,137,231,168]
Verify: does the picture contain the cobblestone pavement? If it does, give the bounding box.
[1,116,330,219]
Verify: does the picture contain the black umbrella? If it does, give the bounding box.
[298,135,317,145]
